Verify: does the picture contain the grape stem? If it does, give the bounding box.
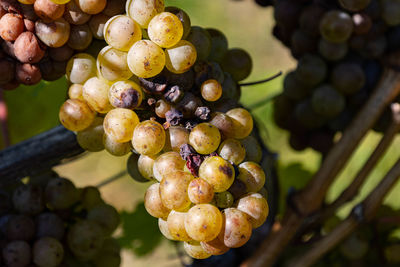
[0,90,10,148]
[95,170,127,188]
[239,71,282,86]
[243,53,400,267]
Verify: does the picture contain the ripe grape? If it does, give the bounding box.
[125,0,165,28]
[339,0,371,11]
[35,212,65,240]
[226,108,253,139]
[167,210,192,241]
[311,84,346,118]
[77,117,105,152]
[201,229,230,256]
[237,161,266,193]
[198,156,235,193]
[152,151,185,182]
[158,218,174,240]
[160,170,193,211]
[63,1,91,25]
[148,12,183,48]
[109,80,143,109]
[221,48,252,81]
[209,112,236,138]
[236,193,269,228]
[138,154,158,180]
[165,6,191,39]
[67,24,93,50]
[319,10,353,43]
[45,177,79,210]
[104,108,139,143]
[132,120,165,155]
[88,13,109,39]
[127,40,166,78]
[97,46,133,82]
[5,215,35,241]
[214,191,234,208]
[241,136,262,163]
[165,40,197,74]
[188,178,215,204]
[12,184,44,215]
[66,53,97,84]
[218,138,246,165]
[0,13,24,41]
[331,63,365,95]
[155,99,172,119]
[183,241,211,259]
[2,241,31,267]
[186,26,211,61]
[83,77,113,113]
[75,0,106,15]
[104,15,142,51]
[87,204,120,235]
[222,208,252,248]
[35,18,71,48]
[189,123,221,155]
[144,183,171,220]
[14,32,45,64]
[164,126,189,152]
[59,99,96,131]
[103,134,131,156]
[201,79,222,102]
[34,0,65,22]
[33,237,64,267]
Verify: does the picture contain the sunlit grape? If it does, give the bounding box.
[237,162,266,192]
[132,120,166,155]
[66,53,97,84]
[160,170,193,211]
[97,46,133,82]
[189,123,221,155]
[165,40,197,74]
[104,108,139,143]
[184,241,211,259]
[75,0,106,14]
[59,99,96,131]
[153,152,186,182]
[158,218,174,240]
[144,183,171,220]
[35,18,70,48]
[236,193,269,228]
[214,191,234,208]
[201,229,230,256]
[165,6,191,39]
[148,12,183,48]
[226,108,253,139]
[218,138,246,165]
[164,126,189,152]
[126,0,165,28]
[201,79,222,102]
[167,210,192,241]
[68,84,84,100]
[109,80,143,109]
[222,208,252,248]
[104,15,142,51]
[184,204,222,242]
[83,77,113,113]
[188,178,214,204]
[209,112,236,138]
[199,156,235,193]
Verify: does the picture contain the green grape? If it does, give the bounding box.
[221,48,252,81]
[381,0,400,26]
[201,79,222,102]
[236,193,269,228]
[66,53,97,84]
[82,77,113,114]
[87,204,120,235]
[222,208,252,248]
[77,117,105,152]
[319,10,353,43]
[75,0,106,14]
[144,183,171,220]
[2,241,31,267]
[282,71,310,100]
[80,186,103,209]
[45,177,79,210]
[237,161,266,193]
[153,152,186,182]
[167,211,192,242]
[68,84,84,101]
[103,0,125,16]
[97,46,133,82]
[295,54,327,87]
[127,153,151,182]
[184,241,211,259]
[226,108,253,139]
[201,230,229,256]
[138,154,158,180]
[311,84,346,118]
[104,15,142,51]
[189,123,221,155]
[109,80,143,109]
[63,1,91,25]
[148,12,183,48]
[155,100,172,119]
[59,99,96,132]
[12,184,44,215]
[127,40,166,78]
[207,28,228,63]
[184,204,222,242]
[295,100,327,129]
[33,237,64,267]
[67,220,104,261]
[67,24,93,50]
[165,6,191,39]
[35,18,70,47]
[339,0,371,11]
[5,215,35,241]
[103,134,132,156]
[158,218,174,240]
[199,156,235,193]
[331,63,365,95]
[35,212,65,240]
[218,138,246,165]
[132,120,166,155]
[214,191,234,208]
[209,112,236,138]
[103,108,139,143]
[88,13,109,39]
[186,26,212,61]
[165,40,197,74]
[164,126,189,152]
[241,136,262,163]
[125,0,165,28]
[318,39,348,61]
[188,178,215,204]
[160,170,193,211]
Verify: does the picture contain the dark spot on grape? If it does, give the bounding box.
[219,165,232,177]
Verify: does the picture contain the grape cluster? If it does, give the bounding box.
[271,0,400,153]
[0,0,126,90]
[58,0,270,259]
[0,171,121,267]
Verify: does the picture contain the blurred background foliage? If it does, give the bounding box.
[2,0,400,266]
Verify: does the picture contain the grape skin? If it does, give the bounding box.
[77,117,105,152]
[83,77,113,114]
[198,156,235,193]
[97,46,133,82]
[160,170,193,211]
[126,0,165,29]
[201,79,223,102]
[104,15,142,51]
[167,210,192,241]
[164,126,189,152]
[144,183,171,220]
[103,133,132,156]
[218,138,246,165]
[183,241,211,259]
[158,218,174,240]
[138,154,158,180]
[237,161,266,193]
[59,99,96,132]
[188,178,215,204]
[108,80,143,109]
[35,18,71,48]
[132,120,166,156]
[226,108,253,139]
[33,237,64,267]
[189,123,221,155]
[152,151,186,182]
[236,193,269,228]
[63,1,91,25]
[222,208,252,248]
[103,108,139,143]
[165,40,197,74]
[148,12,183,48]
[127,153,151,183]
[66,53,97,84]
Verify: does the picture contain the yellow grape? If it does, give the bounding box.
[201,79,222,102]
[127,153,152,183]
[222,208,252,248]
[165,40,197,74]
[103,134,131,156]
[75,0,106,14]
[66,53,97,84]
[148,12,183,48]
[241,136,262,163]
[158,218,173,240]
[183,241,211,259]
[155,100,172,119]
[50,0,71,3]
[138,154,158,180]
[185,204,223,242]
[127,40,165,78]
[19,0,35,4]
[59,99,96,131]
[83,77,113,114]
[68,84,84,101]
[125,0,165,28]
[159,170,193,211]
[152,152,185,182]
[132,120,165,155]
[109,80,143,110]
[218,138,246,165]
[35,18,70,48]
[104,15,142,51]
[198,156,235,193]
[167,210,192,242]
[76,117,105,152]
[144,183,170,220]
[236,193,269,228]
[188,178,214,204]
[237,161,266,192]
[189,123,221,155]
[103,108,139,143]
[97,46,133,82]
[164,126,189,152]
[201,229,230,256]
[226,108,253,139]
[209,112,236,138]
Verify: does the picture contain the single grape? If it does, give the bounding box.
[125,0,165,28]
[127,153,151,182]
[97,46,133,82]
[138,154,158,180]
[2,241,31,267]
[339,0,371,11]
[66,53,97,84]
[154,100,171,119]
[290,29,318,57]
[14,32,45,64]
[189,123,221,155]
[165,40,197,74]
[167,210,192,241]
[222,208,252,248]
[0,13,24,41]
[184,241,211,259]
[331,63,365,95]
[318,39,348,61]
[165,6,191,39]
[109,80,143,109]
[218,138,246,165]
[33,237,64,267]
[160,170,193,211]
[5,215,35,241]
[80,186,103,209]
[236,193,269,228]
[164,126,189,152]
[144,183,171,220]
[188,178,214,204]
[132,120,166,155]
[59,99,96,132]
[152,151,186,182]
[103,108,139,143]
[214,191,234,208]
[352,13,372,35]
[198,156,235,193]
[200,229,230,256]
[221,48,252,81]
[222,72,240,101]
[226,108,253,139]
[158,218,174,240]
[83,77,113,113]
[15,63,42,86]
[12,184,44,215]
[241,136,262,163]
[311,84,346,118]
[237,161,266,192]
[88,13,109,39]
[34,0,65,22]
[102,0,125,16]
[35,18,71,48]
[87,204,120,235]
[319,10,353,43]
[295,54,327,87]
[67,24,93,50]
[45,177,79,210]
[75,0,106,14]
[103,133,132,156]
[209,112,236,138]
[201,79,222,102]
[104,15,142,51]
[148,12,183,48]
[63,0,91,25]
[77,117,105,152]
[206,28,228,63]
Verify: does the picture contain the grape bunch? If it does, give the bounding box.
[0,170,121,267]
[58,0,270,259]
[271,0,400,153]
[0,0,126,90]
